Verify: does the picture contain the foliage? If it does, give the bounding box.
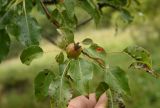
[0,0,159,108]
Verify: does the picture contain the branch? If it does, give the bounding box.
[97,3,120,10]
[42,0,58,5]
[77,17,93,29]
[40,0,60,28]
[39,0,93,46]
[81,50,105,68]
[44,36,57,46]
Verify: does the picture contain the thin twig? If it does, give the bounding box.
[40,0,51,19]
[44,36,57,46]
[97,3,120,10]
[77,17,93,29]
[40,0,60,28]
[81,50,105,68]
[39,0,93,46]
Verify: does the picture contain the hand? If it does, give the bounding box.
[68,93,108,108]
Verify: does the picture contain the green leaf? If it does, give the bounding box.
[96,82,109,100]
[64,0,76,18]
[34,69,54,100]
[16,16,41,46]
[104,66,130,95]
[49,61,72,108]
[49,79,72,108]
[83,43,107,67]
[68,58,93,95]
[51,9,77,30]
[78,0,100,25]
[0,0,8,10]
[0,29,10,62]
[58,28,74,44]
[120,9,133,23]
[51,9,63,26]
[55,52,64,64]
[124,45,152,65]
[6,23,20,39]
[20,45,43,65]
[129,61,160,78]
[130,61,153,73]
[85,43,107,59]
[82,38,93,45]
[0,10,15,29]
[61,10,77,30]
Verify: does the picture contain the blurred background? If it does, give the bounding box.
[0,0,160,108]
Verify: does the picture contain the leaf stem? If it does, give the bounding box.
[50,97,54,108]
[23,0,30,39]
[107,51,124,55]
[108,89,114,108]
[59,60,71,105]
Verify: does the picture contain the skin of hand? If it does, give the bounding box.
[68,92,108,108]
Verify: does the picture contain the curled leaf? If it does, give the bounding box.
[129,61,160,78]
[20,45,43,65]
[124,45,152,65]
[82,38,93,45]
[129,61,153,74]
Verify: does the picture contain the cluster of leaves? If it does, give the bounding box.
[0,0,159,108]
[0,0,135,63]
[0,0,41,63]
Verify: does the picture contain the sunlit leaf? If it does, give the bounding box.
[20,45,43,65]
